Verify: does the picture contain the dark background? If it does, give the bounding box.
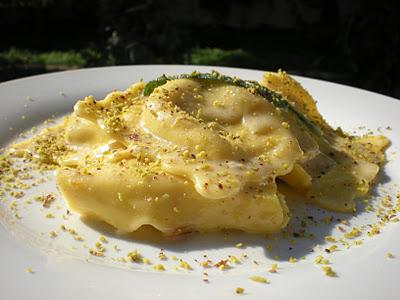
[1,0,399,98]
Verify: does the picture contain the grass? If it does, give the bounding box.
[0,47,101,67]
[189,47,257,67]
[1,47,260,69]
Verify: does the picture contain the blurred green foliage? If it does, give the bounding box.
[0,48,88,67]
[189,48,253,66]
[0,47,102,69]
[0,47,256,69]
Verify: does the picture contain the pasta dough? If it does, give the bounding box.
[261,71,388,212]
[10,71,388,235]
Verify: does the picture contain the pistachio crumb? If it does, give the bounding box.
[200,260,211,268]
[229,255,240,264]
[158,252,167,260]
[314,255,329,265]
[142,258,151,265]
[127,250,142,262]
[153,264,165,271]
[89,249,104,257]
[235,287,245,294]
[178,259,192,270]
[321,266,336,277]
[99,235,108,243]
[387,252,395,259]
[235,242,244,248]
[344,227,361,239]
[249,275,269,284]
[268,263,278,273]
[324,236,337,243]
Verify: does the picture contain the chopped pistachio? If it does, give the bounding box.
[235,242,244,248]
[321,266,336,277]
[235,287,245,294]
[249,275,268,283]
[153,264,165,271]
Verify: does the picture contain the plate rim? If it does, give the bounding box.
[0,64,398,105]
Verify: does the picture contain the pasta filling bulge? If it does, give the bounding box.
[10,71,388,235]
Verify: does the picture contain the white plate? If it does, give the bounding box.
[1,65,400,300]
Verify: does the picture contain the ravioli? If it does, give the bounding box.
[260,71,388,212]
[10,71,388,235]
